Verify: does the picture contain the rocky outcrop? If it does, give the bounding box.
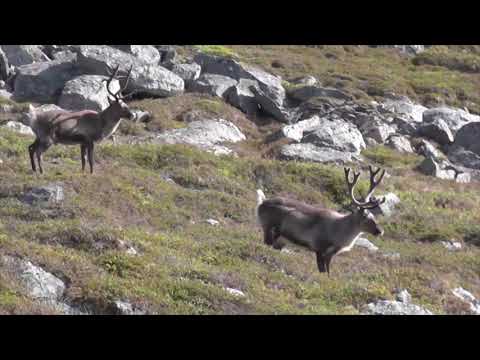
[74,45,184,97]
[418,156,471,183]
[372,45,427,55]
[385,135,414,153]
[451,287,480,315]
[423,107,480,135]
[224,79,259,115]
[3,121,34,136]
[287,85,352,103]
[371,192,401,217]
[355,237,379,252]
[380,97,427,123]
[13,58,80,103]
[1,45,50,67]
[21,183,65,205]
[447,145,480,170]
[363,300,433,315]
[0,47,9,81]
[171,62,201,83]
[58,75,120,111]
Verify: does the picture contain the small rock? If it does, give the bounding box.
[451,287,480,315]
[225,287,245,297]
[4,121,34,136]
[395,289,412,303]
[440,240,462,251]
[206,219,220,226]
[114,300,147,315]
[132,109,152,123]
[281,248,294,255]
[22,183,64,205]
[355,237,379,252]
[381,252,400,260]
[371,193,401,217]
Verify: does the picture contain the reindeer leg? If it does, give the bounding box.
[35,141,51,175]
[81,144,87,172]
[87,142,94,174]
[28,139,39,172]
[271,228,284,250]
[316,252,328,274]
[263,227,274,246]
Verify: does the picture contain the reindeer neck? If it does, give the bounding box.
[334,213,363,245]
[99,105,123,140]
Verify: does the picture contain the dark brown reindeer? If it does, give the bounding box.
[26,64,136,174]
[256,166,386,276]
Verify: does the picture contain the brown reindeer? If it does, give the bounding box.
[26,64,136,174]
[256,166,386,275]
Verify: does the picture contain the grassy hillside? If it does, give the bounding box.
[1,45,480,314]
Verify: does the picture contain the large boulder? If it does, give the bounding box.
[371,192,401,217]
[155,119,246,155]
[250,85,292,123]
[423,107,480,135]
[359,120,396,144]
[453,122,480,156]
[302,118,366,154]
[194,53,286,107]
[1,45,50,67]
[447,145,480,170]
[418,118,454,145]
[75,45,184,97]
[111,45,161,64]
[58,75,120,112]
[188,73,237,98]
[280,143,360,164]
[13,58,80,103]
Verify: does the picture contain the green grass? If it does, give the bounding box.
[194,45,240,60]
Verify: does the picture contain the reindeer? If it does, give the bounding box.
[26,64,136,174]
[256,166,386,276]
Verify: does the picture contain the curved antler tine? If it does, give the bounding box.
[115,64,133,99]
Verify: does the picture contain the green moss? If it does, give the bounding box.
[362,145,422,168]
[194,45,239,60]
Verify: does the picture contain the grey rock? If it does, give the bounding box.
[355,237,379,252]
[194,53,285,108]
[224,78,259,115]
[288,85,352,103]
[381,252,401,260]
[171,62,201,82]
[423,107,480,135]
[447,145,480,170]
[155,45,177,64]
[392,116,420,136]
[4,121,34,136]
[302,118,366,154]
[385,135,414,153]
[189,73,237,98]
[363,300,433,315]
[111,45,161,64]
[22,183,64,205]
[225,287,245,297]
[52,50,77,62]
[132,109,152,123]
[13,58,80,103]
[417,139,442,160]
[0,89,12,101]
[418,156,470,182]
[58,75,120,112]
[278,115,322,142]
[0,47,9,80]
[453,122,480,156]
[451,287,480,315]
[289,75,317,86]
[114,300,147,315]
[371,193,400,217]
[440,240,462,251]
[1,45,50,67]
[250,85,292,123]
[372,45,427,55]
[380,98,427,123]
[280,143,360,164]
[206,219,220,226]
[360,120,396,144]
[155,119,246,155]
[395,289,412,303]
[418,118,454,145]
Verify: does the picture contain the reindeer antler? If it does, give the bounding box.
[344,166,386,210]
[102,64,134,101]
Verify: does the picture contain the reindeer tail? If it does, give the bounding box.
[255,189,267,224]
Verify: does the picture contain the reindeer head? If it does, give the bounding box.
[103,64,136,121]
[344,166,386,237]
